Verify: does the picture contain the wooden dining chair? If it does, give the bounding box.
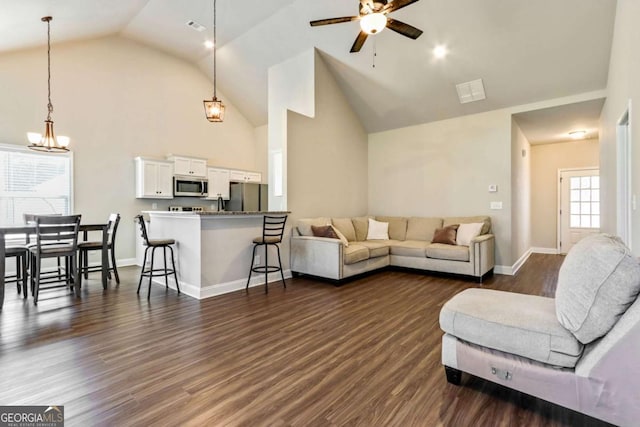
[24,213,66,284]
[77,213,120,287]
[4,234,29,297]
[29,215,81,305]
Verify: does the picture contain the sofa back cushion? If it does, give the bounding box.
[406,217,443,242]
[331,218,357,242]
[297,217,331,236]
[556,234,640,344]
[352,216,372,241]
[443,216,491,235]
[375,216,408,241]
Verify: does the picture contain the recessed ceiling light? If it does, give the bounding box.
[569,130,588,139]
[433,45,448,59]
[204,40,214,49]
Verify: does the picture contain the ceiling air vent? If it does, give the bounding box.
[186,20,206,32]
[456,79,486,104]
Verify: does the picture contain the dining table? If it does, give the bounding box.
[0,222,109,309]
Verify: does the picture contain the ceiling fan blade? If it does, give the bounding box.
[350,31,369,53]
[383,0,421,14]
[310,16,359,27]
[386,18,423,39]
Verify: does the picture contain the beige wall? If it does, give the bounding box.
[600,0,640,255]
[511,119,531,263]
[530,139,599,249]
[368,109,513,267]
[287,51,368,219]
[0,36,261,261]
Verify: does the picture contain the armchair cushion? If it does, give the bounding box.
[555,234,640,344]
[440,288,583,368]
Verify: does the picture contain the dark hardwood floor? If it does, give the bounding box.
[0,254,612,426]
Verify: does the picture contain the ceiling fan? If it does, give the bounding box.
[310,0,423,53]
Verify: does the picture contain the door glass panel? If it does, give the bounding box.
[592,202,600,215]
[571,202,580,214]
[581,189,591,201]
[571,215,580,227]
[580,202,591,214]
[581,215,591,227]
[592,216,600,228]
[591,190,600,202]
[591,176,600,189]
[570,177,581,189]
[581,177,591,188]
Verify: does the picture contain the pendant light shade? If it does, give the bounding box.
[203,0,225,122]
[28,16,69,153]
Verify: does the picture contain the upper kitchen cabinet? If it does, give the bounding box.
[205,168,231,200]
[168,155,207,177]
[135,157,174,199]
[229,170,262,183]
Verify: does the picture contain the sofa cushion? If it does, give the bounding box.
[440,288,584,368]
[297,217,331,236]
[426,243,470,262]
[343,244,369,265]
[432,225,459,245]
[405,217,443,242]
[332,218,357,242]
[389,240,429,257]
[376,216,408,241]
[366,218,389,240]
[352,216,372,241]
[358,241,390,258]
[556,234,640,344]
[443,216,491,235]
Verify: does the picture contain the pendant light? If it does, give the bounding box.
[28,16,70,153]
[203,0,225,122]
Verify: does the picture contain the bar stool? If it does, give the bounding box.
[246,215,287,294]
[135,215,180,299]
[4,239,28,297]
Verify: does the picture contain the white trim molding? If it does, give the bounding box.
[531,247,559,255]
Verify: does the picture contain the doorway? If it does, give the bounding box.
[558,168,600,254]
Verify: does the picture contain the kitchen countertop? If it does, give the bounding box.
[143,210,290,217]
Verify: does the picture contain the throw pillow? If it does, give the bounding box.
[366,218,389,240]
[330,225,349,247]
[555,234,640,344]
[456,222,484,246]
[311,225,338,239]
[432,225,459,245]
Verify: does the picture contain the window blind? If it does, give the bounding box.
[0,145,72,226]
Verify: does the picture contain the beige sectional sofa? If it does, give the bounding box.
[290,216,495,281]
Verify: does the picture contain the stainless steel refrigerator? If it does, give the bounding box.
[227,183,268,212]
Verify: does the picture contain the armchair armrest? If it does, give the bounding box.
[471,234,495,277]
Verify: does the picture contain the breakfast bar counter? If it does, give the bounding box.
[141,211,291,299]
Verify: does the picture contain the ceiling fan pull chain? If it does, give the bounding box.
[372,38,377,68]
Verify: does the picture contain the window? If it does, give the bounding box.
[569,175,600,229]
[0,144,73,226]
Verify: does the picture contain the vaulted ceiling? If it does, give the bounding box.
[0,0,617,132]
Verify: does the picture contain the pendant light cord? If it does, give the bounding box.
[46,18,53,120]
[213,0,217,99]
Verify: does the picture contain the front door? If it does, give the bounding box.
[559,168,600,254]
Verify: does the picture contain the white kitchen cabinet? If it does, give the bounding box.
[168,155,207,177]
[135,157,174,199]
[205,168,230,200]
[229,170,262,183]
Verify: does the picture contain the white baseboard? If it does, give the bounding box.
[116,258,137,267]
[531,247,559,255]
[494,265,512,275]
[150,270,293,300]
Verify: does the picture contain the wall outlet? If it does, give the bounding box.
[254,255,261,265]
[490,201,503,210]
[211,204,216,211]
[488,184,498,193]
[151,202,158,210]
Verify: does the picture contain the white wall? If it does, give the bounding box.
[600,0,640,254]
[369,109,513,266]
[0,36,261,261]
[511,119,531,263]
[530,139,599,249]
[287,51,368,219]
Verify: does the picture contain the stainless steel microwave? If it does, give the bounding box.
[174,175,208,197]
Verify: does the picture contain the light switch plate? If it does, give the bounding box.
[490,201,503,210]
[152,202,158,210]
[488,184,498,193]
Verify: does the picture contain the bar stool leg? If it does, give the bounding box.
[163,246,169,289]
[264,244,269,294]
[169,245,180,294]
[246,244,257,292]
[20,253,28,298]
[137,247,149,294]
[148,247,156,300]
[276,244,286,289]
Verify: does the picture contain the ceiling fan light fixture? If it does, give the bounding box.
[360,13,387,34]
[433,45,448,59]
